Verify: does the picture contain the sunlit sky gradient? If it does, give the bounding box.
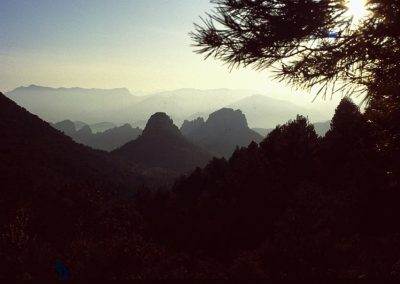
[0,0,347,112]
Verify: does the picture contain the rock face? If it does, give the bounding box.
[112,112,211,173]
[181,117,205,137]
[181,108,263,158]
[142,112,181,137]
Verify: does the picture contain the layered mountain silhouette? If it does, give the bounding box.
[53,120,142,151]
[90,122,117,133]
[5,86,253,125]
[67,120,117,132]
[181,108,263,158]
[6,85,332,128]
[112,112,211,172]
[52,119,76,136]
[131,88,253,125]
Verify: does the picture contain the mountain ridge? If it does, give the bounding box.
[112,112,211,173]
[6,85,332,128]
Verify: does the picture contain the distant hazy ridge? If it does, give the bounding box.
[6,85,328,129]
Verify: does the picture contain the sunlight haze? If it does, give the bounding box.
[0,0,342,113]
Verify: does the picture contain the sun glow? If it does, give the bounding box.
[347,0,368,23]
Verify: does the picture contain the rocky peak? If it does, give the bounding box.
[206,108,248,130]
[143,112,180,137]
[181,117,205,136]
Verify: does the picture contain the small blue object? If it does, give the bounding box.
[55,260,71,280]
[327,32,337,39]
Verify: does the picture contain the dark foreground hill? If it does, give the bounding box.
[0,93,143,192]
[0,93,160,279]
[181,108,263,158]
[112,112,211,173]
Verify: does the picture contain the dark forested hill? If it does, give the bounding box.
[136,98,400,278]
[112,112,211,173]
[0,92,155,279]
[181,108,263,158]
[0,93,142,189]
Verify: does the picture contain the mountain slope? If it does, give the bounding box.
[0,93,152,219]
[0,92,186,279]
[0,92,148,257]
[112,112,211,172]
[52,120,76,136]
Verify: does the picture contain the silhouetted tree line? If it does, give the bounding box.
[134,98,400,279]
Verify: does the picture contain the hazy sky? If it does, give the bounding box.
[0,0,347,111]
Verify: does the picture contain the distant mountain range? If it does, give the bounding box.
[5,85,330,129]
[52,107,265,164]
[89,122,118,133]
[181,108,263,158]
[228,94,323,128]
[52,120,142,151]
[51,106,268,162]
[112,112,211,173]
[5,85,138,124]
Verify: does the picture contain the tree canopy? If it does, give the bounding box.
[192,0,400,101]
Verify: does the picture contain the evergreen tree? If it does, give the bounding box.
[192,0,400,102]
